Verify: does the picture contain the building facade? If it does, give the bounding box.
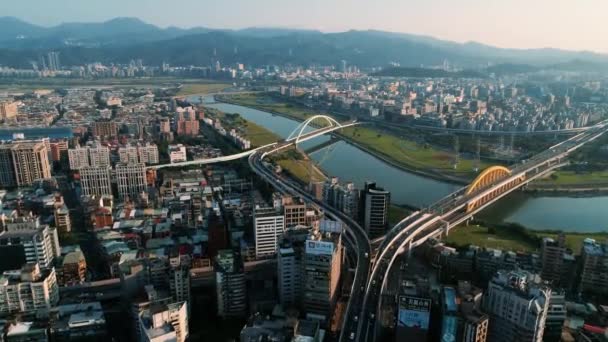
[253,207,286,258]
[115,163,147,199]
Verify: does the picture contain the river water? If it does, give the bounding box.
[200,96,608,233]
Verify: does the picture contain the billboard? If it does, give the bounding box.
[396,295,431,342]
[305,240,334,256]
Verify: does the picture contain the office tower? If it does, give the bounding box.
[54,205,71,233]
[138,301,189,342]
[80,166,112,197]
[360,181,390,238]
[92,121,118,138]
[88,143,111,168]
[303,228,342,321]
[544,291,566,342]
[215,250,246,317]
[118,145,139,164]
[115,163,147,199]
[540,235,566,285]
[0,263,59,316]
[578,239,608,296]
[483,270,550,342]
[253,206,285,258]
[8,141,52,187]
[0,222,60,271]
[0,145,16,187]
[283,196,307,228]
[169,256,191,308]
[0,101,18,121]
[137,143,159,165]
[58,250,86,286]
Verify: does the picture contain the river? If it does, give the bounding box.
[199,96,608,233]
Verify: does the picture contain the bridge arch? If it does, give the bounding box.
[286,115,343,144]
[465,165,525,212]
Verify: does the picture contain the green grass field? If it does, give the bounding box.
[446,224,538,252]
[536,170,608,186]
[276,158,326,183]
[446,224,608,254]
[177,83,231,96]
[388,205,412,225]
[225,93,492,180]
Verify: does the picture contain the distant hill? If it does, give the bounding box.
[0,17,607,71]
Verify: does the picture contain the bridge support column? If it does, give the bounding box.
[443,220,450,237]
[407,239,413,258]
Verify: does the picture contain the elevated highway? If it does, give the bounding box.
[362,120,608,341]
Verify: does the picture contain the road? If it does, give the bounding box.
[248,151,371,342]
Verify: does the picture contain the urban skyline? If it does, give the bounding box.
[1,0,607,53]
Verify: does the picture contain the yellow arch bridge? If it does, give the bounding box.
[465,166,526,212]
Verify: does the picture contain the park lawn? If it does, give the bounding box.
[536,170,608,186]
[388,205,412,225]
[276,158,326,184]
[445,224,538,252]
[177,83,231,96]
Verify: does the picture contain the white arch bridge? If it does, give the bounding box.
[151,115,358,170]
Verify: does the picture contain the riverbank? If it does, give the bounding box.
[216,94,608,195]
[216,94,472,185]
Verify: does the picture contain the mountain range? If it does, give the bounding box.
[0,16,607,72]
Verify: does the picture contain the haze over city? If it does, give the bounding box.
[1,0,607,53]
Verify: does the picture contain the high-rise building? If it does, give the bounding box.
[137,143,159,165]
[277,242,304,309]
[544,291,566,342]
[1,141,52,187]
[215,249,246,317]
[169,256,191,309]
[49,140,68,162]
[360,182,390,238]
[0,263,59,316]
[0,220,60,271]
[115,163,147,199]
[92,121,118,138]
[54,205,71,233]
[88,143,111,168]
[483,270,550,342]
[70,143,111,170]
[283,196,307,228]
[137,301,189,342]
[0,145,16,187]
[118,145,139,164]
[303,228,342,321]
[253,206,285,258]
[578,238,608,296]
[68,147,89,170]
[0,101,18,121]
[47,52,60,71]
[540,235,566,285]
[80,166,112,197]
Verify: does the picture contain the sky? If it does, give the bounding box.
[2,0,607,53]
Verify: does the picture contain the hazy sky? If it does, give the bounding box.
[2,0,607,53]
